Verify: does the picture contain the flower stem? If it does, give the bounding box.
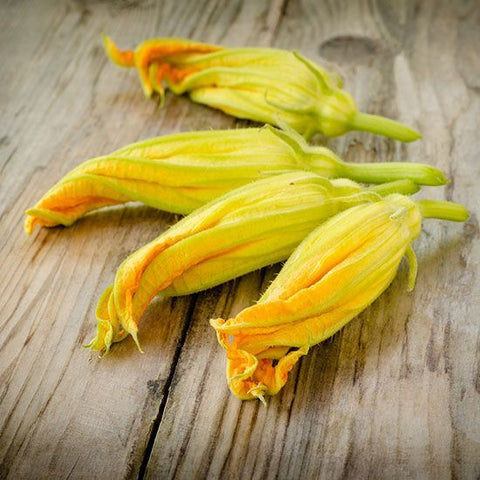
[369,180,420,196]
[350,112,422,142]
[417,200,469,222]
[339,160,448,186]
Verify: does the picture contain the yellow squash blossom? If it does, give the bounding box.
[25,126,445,234]
[86,172,419,354]
[210,195,469,402]
[104,36,421,141]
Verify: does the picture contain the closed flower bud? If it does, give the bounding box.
[104,36,421,141]
[210,195,469,401]
[86,172,418,354]
[25,126,445,234]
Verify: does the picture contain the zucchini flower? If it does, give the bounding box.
[25,126,446,234]
[210,195,469,402]
[104,36,421,141]
[86,172,419,354]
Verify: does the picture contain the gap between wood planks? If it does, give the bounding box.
[137,294,199,479]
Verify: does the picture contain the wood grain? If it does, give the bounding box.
[0,0,479,479]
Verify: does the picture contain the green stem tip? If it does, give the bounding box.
[370,180,420,196]
[350,112,422,143]
[339,161,448,186]
[417,200,470,222]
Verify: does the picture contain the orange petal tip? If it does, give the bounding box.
[102,34,135,68]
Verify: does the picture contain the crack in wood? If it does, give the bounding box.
[137,294,199,479]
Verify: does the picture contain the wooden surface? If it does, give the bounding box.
[1,0,479,478]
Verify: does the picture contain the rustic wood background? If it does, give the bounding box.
[1,0,479,478]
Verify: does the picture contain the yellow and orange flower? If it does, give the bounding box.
[104,36,421,141]
[210,195,468,401]
[86,172,419,354]
[25,126,445,234]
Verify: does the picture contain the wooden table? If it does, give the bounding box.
[1,1,479,478]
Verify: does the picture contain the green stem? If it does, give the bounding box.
[417,200,469,222]
[338,160,448,186]
[369,180,420,196]
[350,112,422,142]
